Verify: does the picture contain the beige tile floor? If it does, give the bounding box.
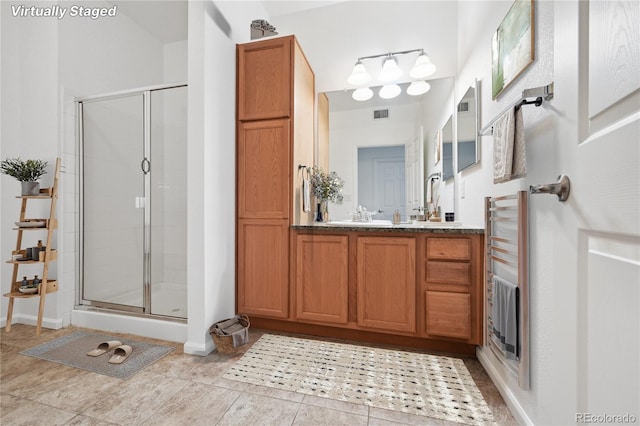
[1,324,517,425]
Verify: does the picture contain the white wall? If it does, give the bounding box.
[1,1,61,328]
[456,1,556,424]
[1,0,184,330]
[272,1,458,93]
[184,0,269,355]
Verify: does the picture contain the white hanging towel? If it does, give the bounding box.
[302,178,311,212]
[493,106,527,183]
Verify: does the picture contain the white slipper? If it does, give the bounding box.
[86,340,122,357]
[108,345,133,364]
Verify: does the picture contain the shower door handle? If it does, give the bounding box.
[135,197,146,209]
[141,158,151,174]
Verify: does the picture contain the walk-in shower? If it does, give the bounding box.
[77,83,187,320]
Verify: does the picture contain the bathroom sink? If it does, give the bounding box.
[405,221,463,228]
[325,220,393,227]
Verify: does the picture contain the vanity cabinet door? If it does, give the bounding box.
[356,236,416,333]
[237,37,291,121]
[295,234,348,324]
[237,119,290,219]
[425,291,471,339]
[237,219,289,318]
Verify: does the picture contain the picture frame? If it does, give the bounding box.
[491,0,534,99]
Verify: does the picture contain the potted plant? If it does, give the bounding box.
[309,166,344,222]
[0,158,48,196]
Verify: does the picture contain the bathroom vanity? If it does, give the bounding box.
[244,223,484,355]
[235,35,484,355]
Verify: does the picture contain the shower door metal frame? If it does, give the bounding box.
[77,82,187,318]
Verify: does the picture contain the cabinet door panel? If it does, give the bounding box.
[296,235,348,324]
[238,38,291,120]
[238,119,290,219]
[357,237,416,333]
[237,219,289,318]
[425,291,471,339]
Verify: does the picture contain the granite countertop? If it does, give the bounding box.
[291,222,485,234]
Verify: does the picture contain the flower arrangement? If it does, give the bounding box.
[0,158,48,182]
[309,166,344,204]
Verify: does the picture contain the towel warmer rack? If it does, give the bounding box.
[479,82,554,136]
[484,191,530,390]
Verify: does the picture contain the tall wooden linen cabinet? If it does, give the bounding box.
[236,36,315,318]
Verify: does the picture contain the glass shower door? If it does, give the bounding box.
[82,94,145,310]
[149,86,187,317]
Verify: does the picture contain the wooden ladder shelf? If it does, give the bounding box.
[3,157,61,335]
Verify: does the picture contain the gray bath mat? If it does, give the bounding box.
[20,331,174,379]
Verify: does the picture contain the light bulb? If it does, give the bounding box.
[347,60,372,86]
[379,84,401,99]
[410,52,436,79]
[407,81,431,96]
[352,87,373,101]
[378,56,402,82]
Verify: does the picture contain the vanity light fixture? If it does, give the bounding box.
[378,56,402,82]
[407,80,431,96]
[347,48,436,101]
[410,51,437,79]
[352,87,374,101]
[347,60,372,86]
[379,84,401,99]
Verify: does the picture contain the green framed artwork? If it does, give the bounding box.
[491,0,534,99]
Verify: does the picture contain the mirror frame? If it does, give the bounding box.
[456,78,479,172]
[441,115,454,181]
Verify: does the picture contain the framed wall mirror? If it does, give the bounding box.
[457,79,479,172]
[442,115,454,180]
[325,77,455,221]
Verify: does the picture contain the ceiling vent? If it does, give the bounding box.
[458,101,469,112]
[373,109,389,120]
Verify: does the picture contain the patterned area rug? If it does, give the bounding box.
[224,334,495,425]
[20,331,174,380]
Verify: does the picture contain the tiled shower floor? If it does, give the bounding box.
[1,324,517,425]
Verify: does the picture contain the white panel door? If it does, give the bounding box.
[553,1,639,421]
[373,158,406,221]
[405,126,424,216]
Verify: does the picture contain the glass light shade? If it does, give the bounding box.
[347,60,372,85]
[378,57,402,82]
[407,80,431,96]
[379,84,401,99]
[410,52,436,79]
[352,87,374,101]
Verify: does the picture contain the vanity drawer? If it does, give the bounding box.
[425,291,471,339]
[426,237,471,260]
[426,261,471,285]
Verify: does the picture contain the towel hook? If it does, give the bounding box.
[529,175,570,202]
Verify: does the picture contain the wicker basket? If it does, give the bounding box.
[209,314,250,354]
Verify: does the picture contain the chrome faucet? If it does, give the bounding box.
[349,205,374,222]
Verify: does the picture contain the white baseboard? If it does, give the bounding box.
[1,314,63,331]
[477,346,533,425]
[184,339,215,356]
[71,309,187,343]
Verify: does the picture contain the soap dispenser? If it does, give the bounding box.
[392,210,401,224]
